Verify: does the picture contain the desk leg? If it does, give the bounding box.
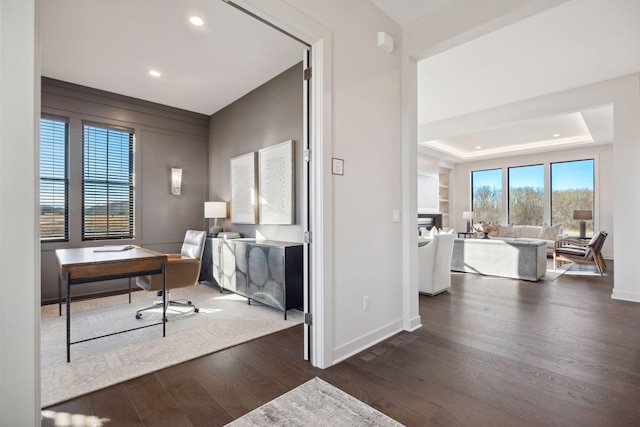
[66,272,71,363]
[128,277,131,304]
[58,274,62,316]
[162,262,166,337]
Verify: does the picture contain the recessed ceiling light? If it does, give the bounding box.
[149,70,161,78]
[189,16,204,26]
[553,133,560,138]
[475,145,482,149]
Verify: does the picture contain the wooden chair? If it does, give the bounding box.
[553,230,608,276]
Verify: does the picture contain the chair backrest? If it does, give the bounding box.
[584,231,607,260]
[433,233,454,287]
[180,230,207,259]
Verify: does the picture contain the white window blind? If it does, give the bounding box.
[40,116,69,241]
[82,123,135,240]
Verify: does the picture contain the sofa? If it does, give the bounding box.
[482,224,567,255]
[451,238,547,281]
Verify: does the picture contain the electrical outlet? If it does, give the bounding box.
[363,295,370,311]
[392,209,400,222]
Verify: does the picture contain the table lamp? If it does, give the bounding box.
[573,210,592,238]
[205,201,227,236]
[462,211,475,232]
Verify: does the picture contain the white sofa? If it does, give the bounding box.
[485,224,567,255]
[451,238,547,281]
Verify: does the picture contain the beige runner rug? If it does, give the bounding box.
[41,284,302,407]
[226,377,405,427]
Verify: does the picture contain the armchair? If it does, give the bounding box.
[135,230,207,319]
[553,230,608,276]
[419,233,455,295]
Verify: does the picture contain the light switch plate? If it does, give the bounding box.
[392,209,401,222]
[332,158,344,175]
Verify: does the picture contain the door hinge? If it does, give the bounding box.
[304,231,312,243]
[303,149,311,162]
[303,67,312,81]
[304,312,312,325]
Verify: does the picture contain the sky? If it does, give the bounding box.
[472,160,594,191]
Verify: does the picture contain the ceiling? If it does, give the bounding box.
[370,0,640,162]
[40,0,304,116]
[42,1,640,161]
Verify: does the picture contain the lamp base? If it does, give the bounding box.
[209,225,223,237]
[579,221,586,239]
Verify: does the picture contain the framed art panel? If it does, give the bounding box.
[259,140,295,224]
[230,152,257,224]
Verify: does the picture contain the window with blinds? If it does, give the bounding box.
[40,116,69,241]
[82,123,135,240]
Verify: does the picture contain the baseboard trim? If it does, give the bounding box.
[331,319,403,365]
[612,289,640,303]
[404,315,422,332]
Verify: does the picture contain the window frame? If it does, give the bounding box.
[507,163,545,226]
[39,114,69,242]
[81,121,135,241]
[550,158,595,232]
[471,167,504,225]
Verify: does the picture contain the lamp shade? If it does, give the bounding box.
[573,210,593,220]
[462,211,475,220]
[205,201,227,219]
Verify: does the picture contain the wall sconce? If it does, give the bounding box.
[573,209,593,238]
[171,167,182,195]
[462,211,475,232]
[205,201,227,236]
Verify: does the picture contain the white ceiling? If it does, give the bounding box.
[40,0,304,116]
[42,1,640,161]
[371,0,640,162]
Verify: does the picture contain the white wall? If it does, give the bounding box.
[278,0,404,362]
[452,145,614,258]
[0,0,40,424]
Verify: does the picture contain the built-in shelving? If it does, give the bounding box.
[439,169,451,228]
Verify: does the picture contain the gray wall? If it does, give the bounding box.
[209,63,304,242]
[41,78,210,302]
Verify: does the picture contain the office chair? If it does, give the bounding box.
[135,229,207,320]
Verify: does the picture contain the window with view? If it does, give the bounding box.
[472,168,503,224]
[83,123,135,240]
[508,164,544,225]
[40,116,69,241]
[551,159,594,236]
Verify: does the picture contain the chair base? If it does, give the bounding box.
[135,292,199,320]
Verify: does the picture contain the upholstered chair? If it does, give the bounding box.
[553,230,608,276]
[419,233,455,295]
[135,230,207,319]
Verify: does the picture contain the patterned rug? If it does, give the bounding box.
[225,377,404,426]
[40,284,302,407]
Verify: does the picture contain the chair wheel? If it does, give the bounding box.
[135,313,142,319]
[194,308,199,313]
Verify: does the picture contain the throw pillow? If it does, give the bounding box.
[429,227,440,237]
[538,224,561,240]
[497,224,516,238]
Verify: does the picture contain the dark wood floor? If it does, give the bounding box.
[42,261,640,427]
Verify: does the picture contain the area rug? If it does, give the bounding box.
[225,377,404,427]
[543,259,573,280]
[40,284,303,408]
